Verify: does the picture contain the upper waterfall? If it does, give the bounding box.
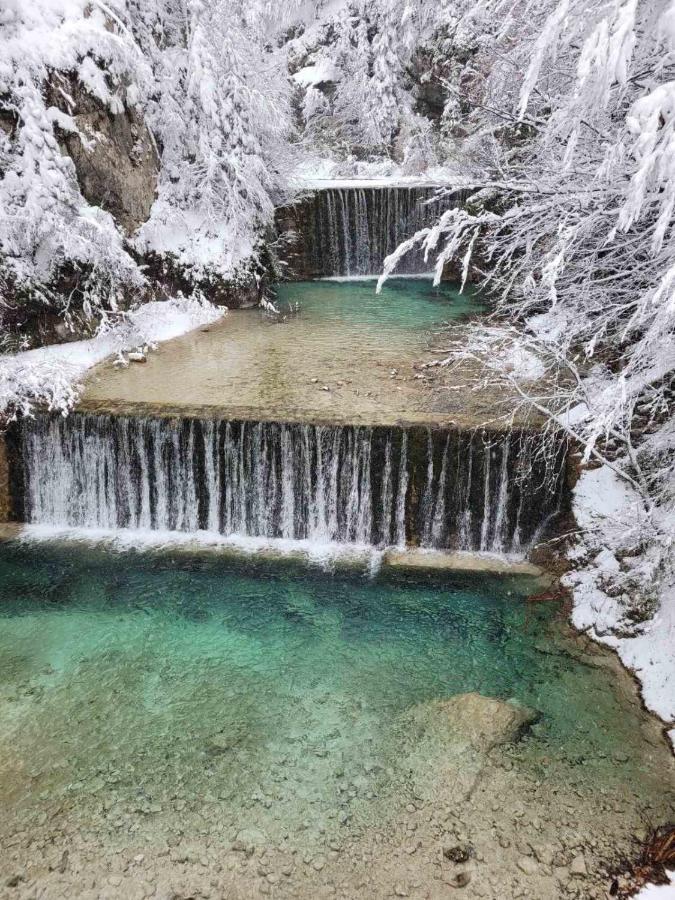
[277,186,467,279]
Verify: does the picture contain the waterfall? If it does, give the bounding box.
[21,413,567,553]
[304,186,467,277]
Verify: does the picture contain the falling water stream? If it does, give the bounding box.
[21,414,566,552]
[291,186,468,277]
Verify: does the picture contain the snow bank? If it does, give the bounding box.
[135,207,256,276]
[565,466,675,745]
[292,61,341,87]
[636,872,675,899]
[0,296,225,418]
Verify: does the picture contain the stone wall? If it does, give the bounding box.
[274,199,320,281]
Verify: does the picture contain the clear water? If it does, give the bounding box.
[80,278,495,427]
[273,278,483,334]
[0,541,666,854]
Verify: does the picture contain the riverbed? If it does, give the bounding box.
[0,540,673,899]
[77,279,519,428]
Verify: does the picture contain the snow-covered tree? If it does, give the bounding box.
[0,0,148,322]
[379,0,675,601]
[133,0,295,276]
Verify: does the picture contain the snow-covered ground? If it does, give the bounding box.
[565,466,675,749]
[289,157,473,193]
[0,295,225,419]
[636,872,675,898]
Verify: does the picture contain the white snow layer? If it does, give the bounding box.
[292,61,341,87]
[566,466,675,744]
[0,296,225,418]
[636,872,675,899]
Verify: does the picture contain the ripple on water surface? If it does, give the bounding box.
[0,542,670,851]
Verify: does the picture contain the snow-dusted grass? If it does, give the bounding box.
[0,296,225,419]
[565,466,675,748]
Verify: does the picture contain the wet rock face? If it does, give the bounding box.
[47,74,158,236]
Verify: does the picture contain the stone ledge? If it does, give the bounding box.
[383,548,547,578]
[0,525,549,581]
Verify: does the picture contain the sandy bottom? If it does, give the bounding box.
[76,279,519,428]
[0,541,672,899]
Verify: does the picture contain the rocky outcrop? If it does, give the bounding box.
[47,74,159,236]
[432,692,539,751]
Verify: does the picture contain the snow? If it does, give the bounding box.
[636,872,675,899]
[300,177,457,190]
[492,343,546,381]
[566,466,675,746]
[0,296,225,418]
[292,61,341,87]
[136,209,255,275]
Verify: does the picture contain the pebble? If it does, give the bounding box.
[569,854,587,876]
[517,857,539,875]
[442,871,471,888]
[312,856,326,871]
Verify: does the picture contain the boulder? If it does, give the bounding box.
[413,692,539,752]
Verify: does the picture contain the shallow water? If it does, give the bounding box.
[0,541,669,855]
[272,278,482,334]
[79,279,503,427]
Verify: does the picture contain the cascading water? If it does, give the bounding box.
[303,187,467,277]
[21,413,567,553]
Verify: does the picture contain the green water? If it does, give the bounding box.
[273,278,484,331]
[0,542,662,850]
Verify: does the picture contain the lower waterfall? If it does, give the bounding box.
[21,414,567,552]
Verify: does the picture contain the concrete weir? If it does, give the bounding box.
[275,183,469,280]
[16,413,567,554]
[5,186,568,560]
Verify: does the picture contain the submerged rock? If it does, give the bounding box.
[232,827,268,853]
[411,692,539,753]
